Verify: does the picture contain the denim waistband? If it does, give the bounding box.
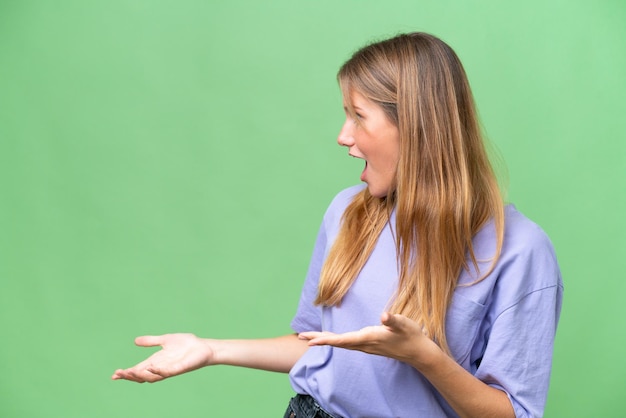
[285,394,339,418]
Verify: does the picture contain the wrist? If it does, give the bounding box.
[200,337,220,367]
[409,338,447,373]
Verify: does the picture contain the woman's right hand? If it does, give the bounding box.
[111,333,214,383]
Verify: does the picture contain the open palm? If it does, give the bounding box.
[111,333,212,383]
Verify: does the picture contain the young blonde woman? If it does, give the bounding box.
[113,32,563,418]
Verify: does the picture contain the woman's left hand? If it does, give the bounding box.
[301,312,515,417]
[298,312,440,368]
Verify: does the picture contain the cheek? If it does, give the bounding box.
[381,139,401,170]
[387,133,401,167]
[353,134,372,154]
[391,145,401,167]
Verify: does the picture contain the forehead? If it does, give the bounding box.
[342,89,372,108]
[341,86,398,126]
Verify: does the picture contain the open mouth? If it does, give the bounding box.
[348,153,367,182]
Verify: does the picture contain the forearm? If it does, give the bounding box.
[210,333,309,373]
[413,348,514,418]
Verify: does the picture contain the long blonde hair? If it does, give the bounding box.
[314,33,504,354]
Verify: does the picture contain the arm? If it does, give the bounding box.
[214,333,309,372]
[300,312,514,418]
[112,333,309,383]
[415,342,515,418]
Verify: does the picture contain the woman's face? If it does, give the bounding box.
[337,90,400,198]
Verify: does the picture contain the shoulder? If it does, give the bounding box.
[501,206,557,262]
[461,205,563,306]
[499,206,561,294]
[473,205,559,270]
[322,184,366,224]
[327,184,366,209]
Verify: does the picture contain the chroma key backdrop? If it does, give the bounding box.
[0,1,624,417]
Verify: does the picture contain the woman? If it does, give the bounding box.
[113,32,563,418]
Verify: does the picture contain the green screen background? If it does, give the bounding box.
[1,1,624,417]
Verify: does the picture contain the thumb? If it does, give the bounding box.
[381,312,406,330]
[135,335,165,347]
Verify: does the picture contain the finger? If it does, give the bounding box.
[142,369,166,383]
[134,335,164,347]
[307,331,362,347]
[381,312,406,330]
[298,331,333,340]
[123,365,166,384]
[300,332,345,346]
[112,369,145,383]
[112,355,155,380]
[146,364,179,381]
[112,368,133,380]
[124,369,148,383]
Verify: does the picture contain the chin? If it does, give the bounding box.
[367,186,388,199]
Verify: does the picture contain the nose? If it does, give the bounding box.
[337,118,355,147]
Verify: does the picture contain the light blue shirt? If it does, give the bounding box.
[290,185,563,418]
